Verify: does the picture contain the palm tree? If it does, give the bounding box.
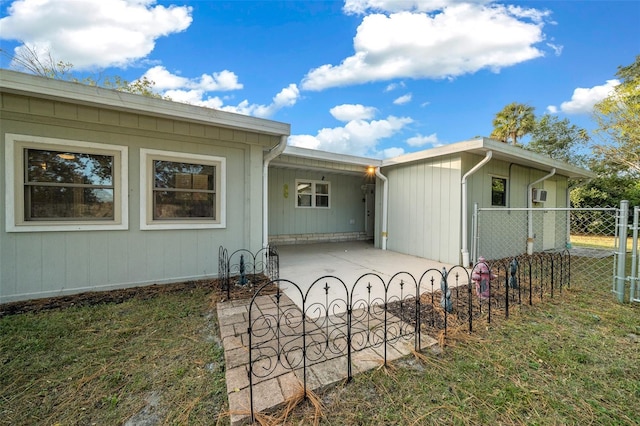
[491,102,536,145]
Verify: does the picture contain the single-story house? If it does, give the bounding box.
[0,70,594,303]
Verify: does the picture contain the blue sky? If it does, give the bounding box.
[1,0,638,158]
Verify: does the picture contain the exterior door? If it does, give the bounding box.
[365,184,375,238]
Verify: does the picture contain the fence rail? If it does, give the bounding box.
[246,252,569,421]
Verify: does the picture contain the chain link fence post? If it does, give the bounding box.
[615,200,629,303]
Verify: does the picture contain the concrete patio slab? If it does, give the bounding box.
[276,241,469,311]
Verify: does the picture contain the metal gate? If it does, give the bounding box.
[473,200,639,303]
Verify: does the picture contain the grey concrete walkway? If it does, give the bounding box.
[218,242,448,425]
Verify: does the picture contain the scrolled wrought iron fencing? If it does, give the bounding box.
[218,245,279,299]
[246,251,569,421]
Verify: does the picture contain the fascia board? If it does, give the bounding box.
[382,137,595,179]
[0,70,290,136]
[282,145,382,167]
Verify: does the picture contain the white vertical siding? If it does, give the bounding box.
[268,167,368,237]
[384,155,462,264]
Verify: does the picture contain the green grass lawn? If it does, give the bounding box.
[2,276,639,425]
[571,233,635,250]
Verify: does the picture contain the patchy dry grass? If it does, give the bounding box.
[0,285,228,425]
[2,271,639,425]
[283,283,640,425]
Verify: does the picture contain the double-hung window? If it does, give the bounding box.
[296,180,330,208]
[5,134,128,232]
[140,149,225,230]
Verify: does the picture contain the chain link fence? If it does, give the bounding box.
[473,206,622,292]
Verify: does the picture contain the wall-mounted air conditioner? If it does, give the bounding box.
[532,188,548,203]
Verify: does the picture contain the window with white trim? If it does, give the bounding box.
[4,134,128,232]
[140,149,225,230]
[296,180,330,208]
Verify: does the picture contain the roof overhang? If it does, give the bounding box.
[0,69,290,137]
[270,145,382,176]
[383,137,596,179]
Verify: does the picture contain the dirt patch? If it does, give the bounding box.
[0,276,276,318]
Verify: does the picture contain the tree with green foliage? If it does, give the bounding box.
[490,102,536,146]
[527,114,590,165]
[571,56,640,209]
[1,44,163,99]
[592,55,640,178]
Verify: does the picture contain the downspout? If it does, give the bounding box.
[527,168,556,255]
[263,135,288,248]
[375,167,389,250]
[461,151,492,267]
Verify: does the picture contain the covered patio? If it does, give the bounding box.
[275,241,469,312]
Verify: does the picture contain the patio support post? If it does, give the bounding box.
[375,167,389,250]
[461,151,492,267]
[263,135,288,248]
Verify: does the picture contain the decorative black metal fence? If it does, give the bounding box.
[246,250,570,421]
[218,245,279,299]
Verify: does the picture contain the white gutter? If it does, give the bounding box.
[375,167,389,250]
[263,135,288,248]
[461,151,492,267]
[527,168,556,255]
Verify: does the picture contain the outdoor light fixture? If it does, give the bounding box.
[366,166,375,175]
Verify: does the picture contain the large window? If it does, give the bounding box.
[140,149,225,230]
[5,134,128,232]
[491,177,507,207]
[296,180,330,208]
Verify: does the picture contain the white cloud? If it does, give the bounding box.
[330,104,377,121]
[0,0,192,69]
[547,79,620,115]
[381,147,405,158]
[406,133,440,147]
[546,42,563,56]
[288,115,413,157]
[384,81,406,92]
[214,83,301,118]
[393,93,412,105]
[141,65,298,118]
[302,3,549,90]
[343,0,490,15]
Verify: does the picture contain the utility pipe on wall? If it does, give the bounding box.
[263,135,288,248]
[526,168,556,255]
[461,151,492,267]
[375,167,389,250]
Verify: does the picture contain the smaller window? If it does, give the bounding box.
[491,177,507,207]
[140,149,225,230]
[296,180,330,208]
